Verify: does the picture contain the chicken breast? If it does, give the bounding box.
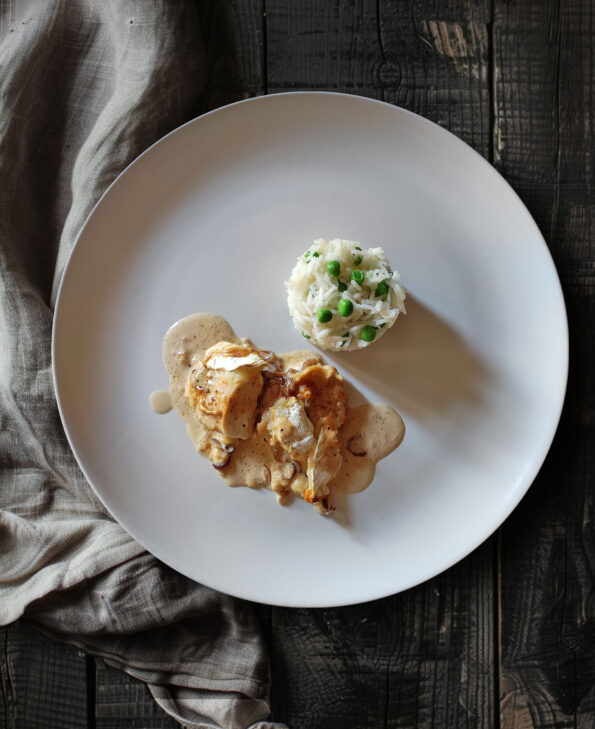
[258,388,345,506]
[184,341,350,510]
[185,341,267,439]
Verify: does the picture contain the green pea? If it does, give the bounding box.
[301,330,310,339]
[326,260,340,277]
[317,308,332,323]
[350,269,364,285]
[353,255,363,265]
[337,280,347,292]
[375,281,390,298]
[361,325,376,342]
[337,299,354,317]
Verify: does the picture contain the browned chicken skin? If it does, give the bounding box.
[290,363,348,432]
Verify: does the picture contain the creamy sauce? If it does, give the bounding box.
[155,313,405,509]
[335,404,404,493]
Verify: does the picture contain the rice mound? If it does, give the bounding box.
[286,238,406,351]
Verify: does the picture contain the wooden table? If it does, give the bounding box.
[2,1,593,727]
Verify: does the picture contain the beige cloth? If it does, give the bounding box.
[0,2,283,727]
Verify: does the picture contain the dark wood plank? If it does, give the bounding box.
[264,2,495,727]
[0,628,11,729]
[494,0,595,727]
[94,659,180,729]
[0,622,89,729]
[270,543,495,729]
[266,0,491,152]
[194,0,265,113]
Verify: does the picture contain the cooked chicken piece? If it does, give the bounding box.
[290,363,348,432]
[258,394,343,506]
[185,341,267,439]
[257,396,315,462]
[185,341,348,508]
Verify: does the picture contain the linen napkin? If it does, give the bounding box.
[0,2,283,727]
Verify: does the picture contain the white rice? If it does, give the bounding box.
[285,238,406,351]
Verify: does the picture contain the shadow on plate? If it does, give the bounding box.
[326,295,489,423]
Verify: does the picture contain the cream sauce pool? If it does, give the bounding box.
[151,313,404,505]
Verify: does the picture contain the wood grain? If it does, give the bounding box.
[194,0,265,112]
[494,0,595,727]
[0,622,89,729]
[266,0,491,153]
[94,658,179,729]
[269,544,495,729]
[264,2,495,727]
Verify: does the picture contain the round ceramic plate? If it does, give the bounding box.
[53,92,567,607]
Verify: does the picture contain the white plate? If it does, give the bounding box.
[53,92,568,607]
